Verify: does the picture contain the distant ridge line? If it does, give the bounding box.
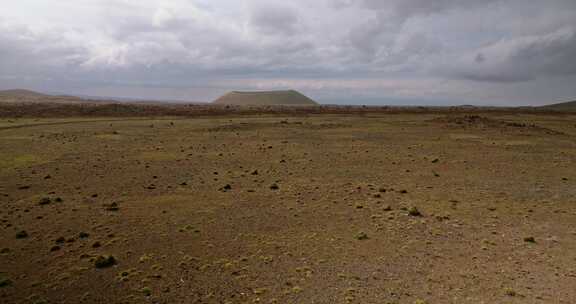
[213,90,318,106]
[230,90,297,94]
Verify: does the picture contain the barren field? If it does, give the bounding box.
[1,112,576,304]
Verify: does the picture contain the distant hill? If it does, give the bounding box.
[542,100,576,110]
[0,89,84,104]
[0,89,49,97]
[0,89,197,105]
[213,90,318,106]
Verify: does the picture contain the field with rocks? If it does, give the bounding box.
[1,112,576,304]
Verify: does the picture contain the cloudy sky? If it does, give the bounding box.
[1,0,575,105]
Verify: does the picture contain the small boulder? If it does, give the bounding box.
[39,198,51,205]
[523,236,536,243]
[104,202,119,211]
[0,277,12,288]
[94,255,117,268]
[16,230,28,239]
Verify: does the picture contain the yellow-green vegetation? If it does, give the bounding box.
[141,286,152,297]
[138,254,154,264]
[94,134,124,140]
[0,154,45,169]
[504,287,517,297]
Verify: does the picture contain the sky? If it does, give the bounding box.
[1,0,576,105]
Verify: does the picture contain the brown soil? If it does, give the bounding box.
[432,114,567,135]
[1,108,576,304]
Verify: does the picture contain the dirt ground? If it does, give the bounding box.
[1,112,576,304]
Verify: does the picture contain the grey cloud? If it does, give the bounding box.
[1,1,576,105]
[384,0,498,17]
[249,3,301,36]
[0,22,86,77]
[342,0,500,21]
[446,27,576,82]
[346,16,389,59]
[510,28,576,76]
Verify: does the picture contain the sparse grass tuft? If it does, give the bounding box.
[408,207,422,217]
[355,232,369,240]
[504,287,517,297]
[141,286,152,296]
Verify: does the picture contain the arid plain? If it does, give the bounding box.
[1,108,576,304]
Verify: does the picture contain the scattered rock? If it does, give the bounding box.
[79,232,90,239]
[92,241,102,248]
[524,236,536,243]
[436,215,450,221]
[104,202,120,211]
[270,183,280,190]
[355,232,369,240]
[94,255,117,268]
[38,198,51,205]
[16,230,28,239]
[50,246,61,252]
[0,277,12,288]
